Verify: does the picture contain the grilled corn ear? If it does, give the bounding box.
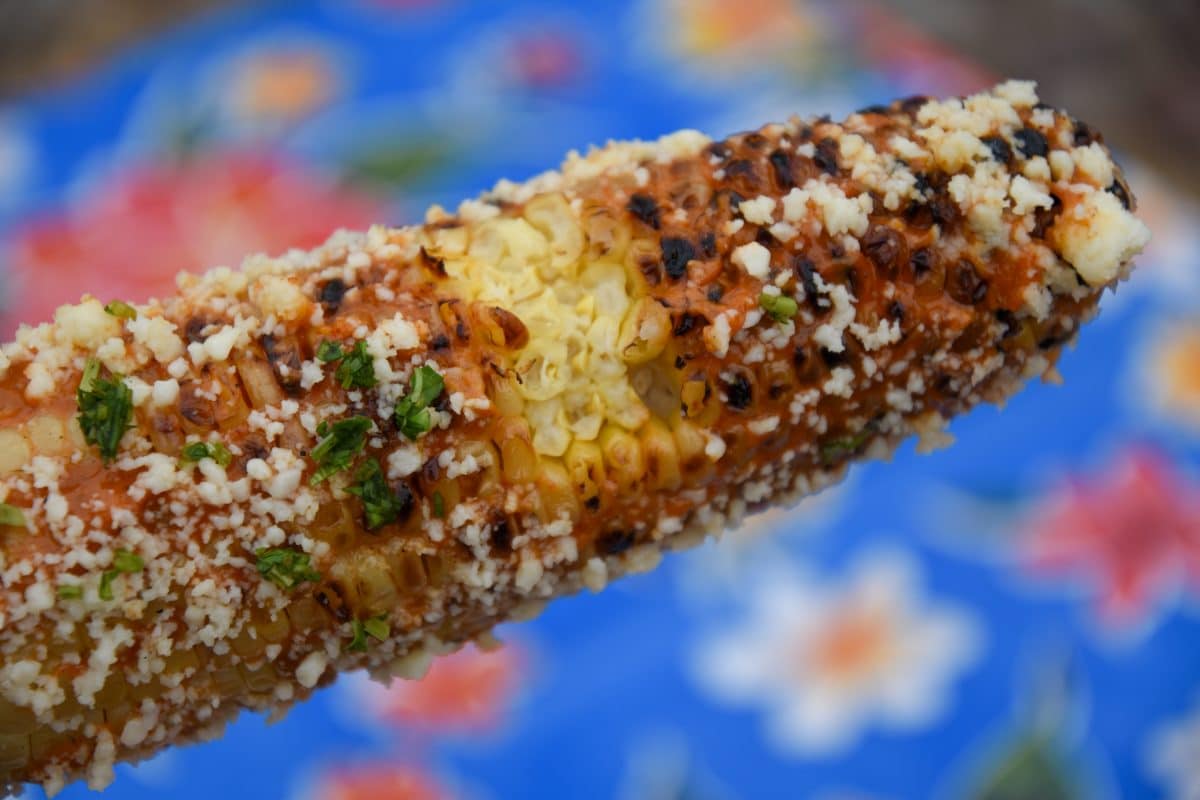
[0,81,1148,794]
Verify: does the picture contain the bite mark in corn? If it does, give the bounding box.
[0,81,1149,794]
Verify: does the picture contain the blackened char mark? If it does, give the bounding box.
[661,237,696,281]
[1013,128,1049,159]
[595,529,636,555]
[627,194,661,229]
[813,137,839,175]
[769,149,795,189]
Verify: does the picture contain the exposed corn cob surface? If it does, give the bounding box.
[0,81,1149,795]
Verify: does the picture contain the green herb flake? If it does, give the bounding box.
[77,357,134,464]
[316,340,344,363]
[346,459,403,530]
[347,614,390,652]
[0,503,25,528]
[759,292,799,323]
[334,341,377,390]
[309,416,372,484]
[393,365,444,441]
[432,490,445,519]
[99,548,144,601]
[104,300,137,320]
[255,547,321,590]
[819,428,874,466]
[363,615,389,642]
[57,585,83,600]
[180,440,233,468]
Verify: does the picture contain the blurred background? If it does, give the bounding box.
[1,1,1199,798]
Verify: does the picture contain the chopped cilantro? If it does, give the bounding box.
[759,292,799,323]
[394,365,444,440]
[432,490,445,519]
[57,585,83,600]
[309,416,372,484]
[104,301,137,320]
[316,339,375,388]
[99,548,144,601]
[347,614,390,652]
[180,440,233,468]
[316,340,344,363]
[334,341,377,389]
[0,503,25,527]
[346,459,404,530]
[819,428,874,465]
[255,547,320,590]
[77,358,134,464]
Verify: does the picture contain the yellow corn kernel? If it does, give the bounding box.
[230,627,267,661]
[233,349,284,409]
[386,549,428,591]
[93,675,129,709]
[26,415,70,457]
[29,728,60,764]
[310,500,358,551]
[424,224,469,260]
[641,419,682,492]
[526,397,571,458]
[163,647,202,677]
[523,192,584,273]
[680,375,708,419]
[0,430,30,476]
[0,698,36,736]
[257,610,291,644]
[496,418,538,483]
[0,733,30,772]
[630,361,680,422]
[422,553,448,587]
[285,596,327,631]
[618,296,671,365]
[486,370,525,417]
[351,551,400,616]
[599,425,644,493]
[565,440,606,505]
[535,460,579,523]
[582,204,632,262]
[624,237,660,287]
[211,666,245,699]
[239,663,278,694]
[672,420,716,485]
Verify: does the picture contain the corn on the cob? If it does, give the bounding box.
[0,81,1148,794]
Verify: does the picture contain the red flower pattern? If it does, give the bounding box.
[1,151,383,337]
[310,764,451,800]
[1022,448,1200,625]
[357,643,525,733]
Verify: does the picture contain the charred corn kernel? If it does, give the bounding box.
[565,440,607,505]
[619,296,671,364]
[582,204,631,261]
[0,82,1149,794]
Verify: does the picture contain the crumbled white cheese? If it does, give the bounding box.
[128,316,185,364]
[1052,190,1150,286]
[151,379,180,408]
[732,242,771,279]
[295,651,328,688]
[739,195,777,225]
[387,445,423,479]
[54,299,121,351]
[1009,175,1054,216]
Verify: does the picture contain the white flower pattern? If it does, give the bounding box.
[692,548,983,756]
[1147,694,1200,800]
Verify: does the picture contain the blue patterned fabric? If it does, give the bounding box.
[2,2,1199,797]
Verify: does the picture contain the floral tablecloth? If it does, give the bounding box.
[2,1,1199,798]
